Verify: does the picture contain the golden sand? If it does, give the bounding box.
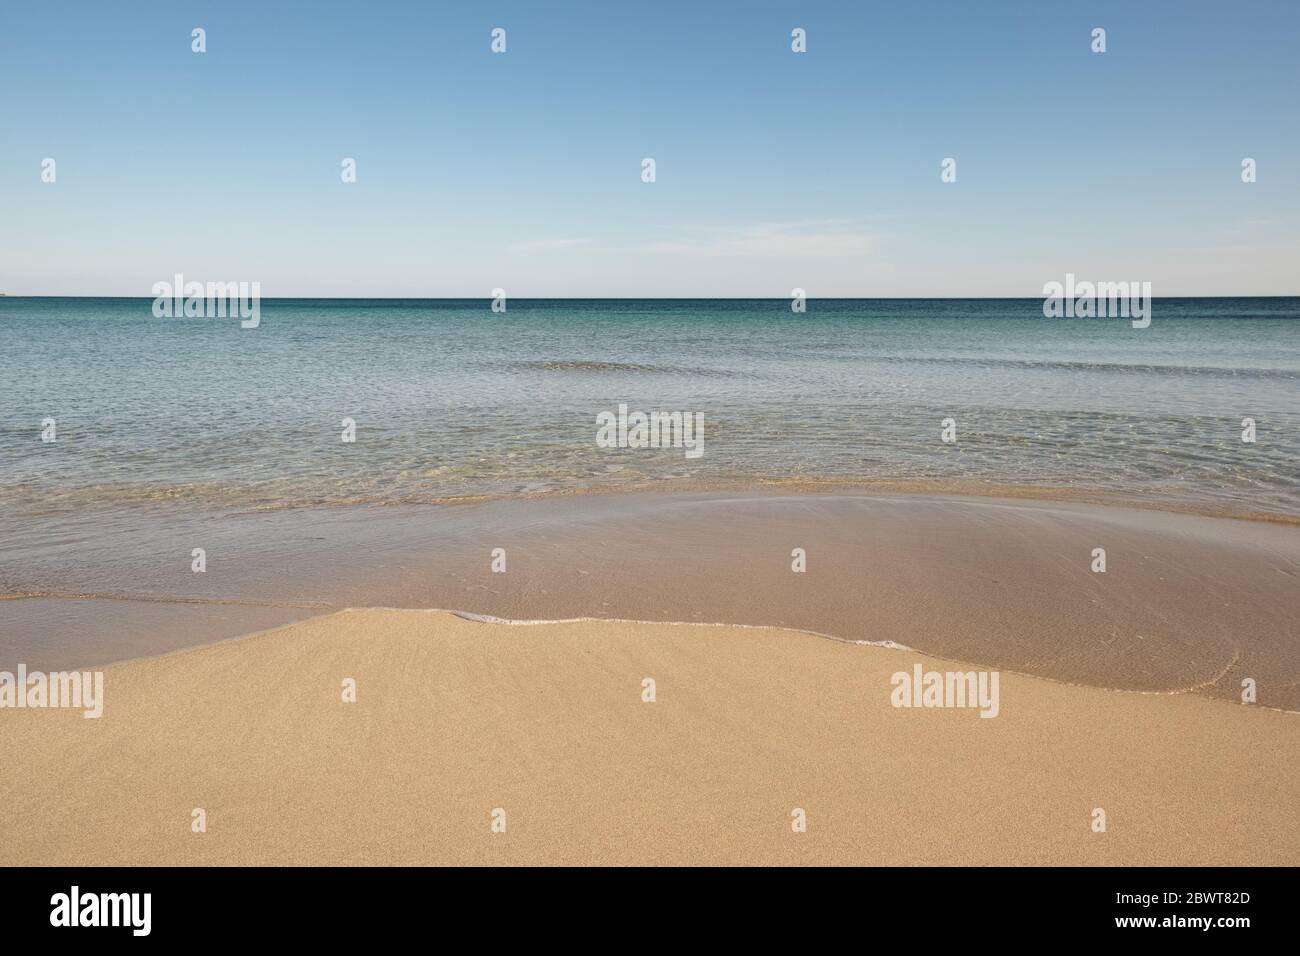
[2,608,1295,865]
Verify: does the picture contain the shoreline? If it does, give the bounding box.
[9,598,1300,717]
[10,476,1300,526]
[4,489,1299,709]
[117,604,1300,715]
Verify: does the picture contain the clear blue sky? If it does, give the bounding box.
[2,0,1296,296]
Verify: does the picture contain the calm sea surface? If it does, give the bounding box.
[2,297,1298,522]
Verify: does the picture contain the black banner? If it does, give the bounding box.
[0,866,1284,942]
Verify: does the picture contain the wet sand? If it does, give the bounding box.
[4,491,1299,708]
[2,608,1296,866]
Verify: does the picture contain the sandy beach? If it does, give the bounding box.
[2,605,1297,866]
[4,491,1299,866]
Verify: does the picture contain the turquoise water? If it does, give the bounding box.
[2,297,1298,518]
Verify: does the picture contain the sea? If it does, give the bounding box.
[2,296,1296,518]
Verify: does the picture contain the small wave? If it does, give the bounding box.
[869,354,1300,379]
[511,359,739,376]
[363,605,915,650]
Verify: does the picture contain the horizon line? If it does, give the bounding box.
[3,294,1298,301]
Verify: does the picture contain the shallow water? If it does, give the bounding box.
[3,297,1297,523]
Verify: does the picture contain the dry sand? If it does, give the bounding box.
[2,608,1296,866]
